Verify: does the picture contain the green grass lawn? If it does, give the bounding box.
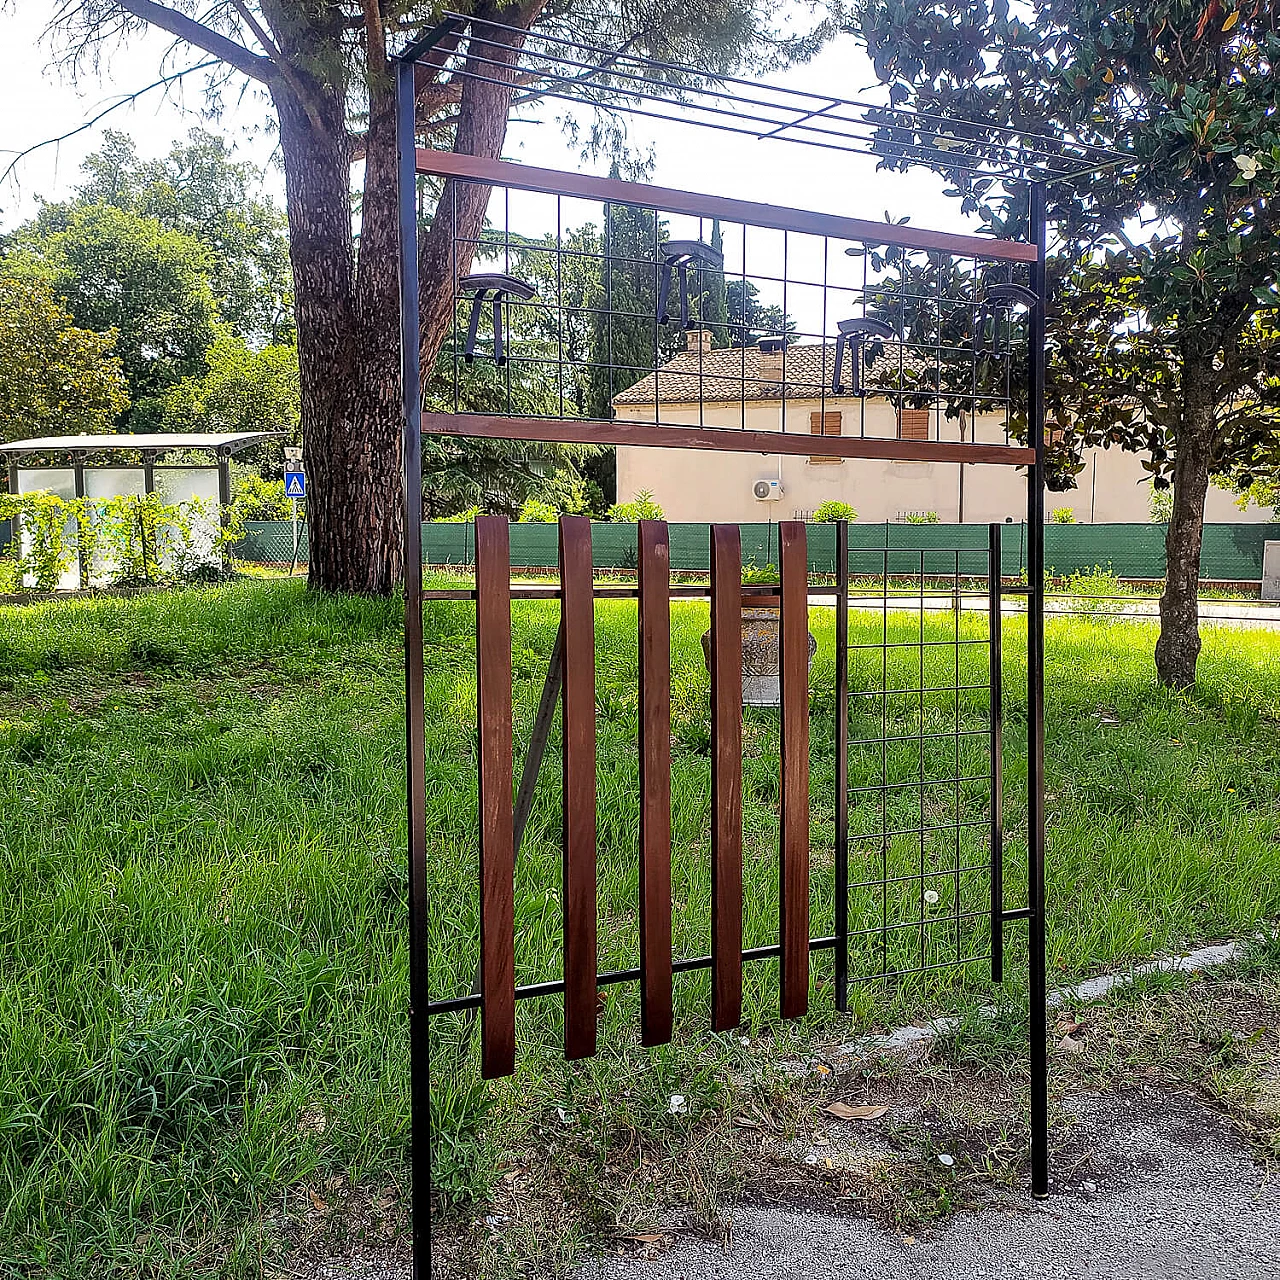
[1,579,1278,1276]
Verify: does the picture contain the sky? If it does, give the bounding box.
[0,6,973,243]
[0,4,1000,348]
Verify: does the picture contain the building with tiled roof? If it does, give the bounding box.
[608,332,1263,525]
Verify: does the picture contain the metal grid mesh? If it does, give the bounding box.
[434,176,1033,449]
[842,542,1002,983]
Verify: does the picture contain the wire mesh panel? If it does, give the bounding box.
[839,527,1007,990]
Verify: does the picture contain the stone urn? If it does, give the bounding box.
[701,593,818,708]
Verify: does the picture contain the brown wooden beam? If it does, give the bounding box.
[415,150,1038,263]
[421,413,1037,468]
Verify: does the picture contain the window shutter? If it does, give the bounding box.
[809,411,842,463]
[897,408,930,442]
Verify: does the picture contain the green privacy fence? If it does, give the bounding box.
[235,520,1280,583]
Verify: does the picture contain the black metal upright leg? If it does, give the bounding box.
[988,522,1004,984]
[834,520,850,1012]
[397,57,432,1280]
[1027,181,1050,1200]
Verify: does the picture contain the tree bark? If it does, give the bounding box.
[1155,380,1215,689]
[271,68,405,596]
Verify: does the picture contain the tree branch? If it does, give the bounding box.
[227,0,327,132]
[0,58,219,188]
[114,0,275,83]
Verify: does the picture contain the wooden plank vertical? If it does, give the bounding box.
[638,520,673,1046]
[710,525,743,1031]
[559,515,598,1060]
[778,520,811,1020]
[475,516,515,1078]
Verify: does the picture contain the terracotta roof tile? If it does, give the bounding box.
[611,341,935,407]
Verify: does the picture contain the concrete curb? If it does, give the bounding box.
[840,937,1251,1059]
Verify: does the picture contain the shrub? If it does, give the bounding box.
[904,510,941,524]
[437,505,483,523]
[607,489,664,522]
[813,500,858,522]
[741,561,778,585]
[517,497,558,523]
[0,490,235,590]
[0,491,76,591]
[232,472,294,522]
[1050,507,1078,524]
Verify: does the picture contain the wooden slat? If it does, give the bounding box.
[421,412,1036,468]
[475,516,515,1078]
[709,525,744,1031]
[778,521,811,1020]
[415,150,1039,263]
[637,521,673,1047]
[559,516,598,1060]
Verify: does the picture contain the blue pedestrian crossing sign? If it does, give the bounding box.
[284,470,306,498]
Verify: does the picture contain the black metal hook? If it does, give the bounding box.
[975,283,1037,361]
[832,318,895,395]
[459,273,537,366]
[657,239,724,330]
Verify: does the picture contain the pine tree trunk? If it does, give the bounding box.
[273,83,404,595]
[1155,399,1214,689]
[268,8,541,596]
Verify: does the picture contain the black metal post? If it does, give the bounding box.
[1026,182,1049,1199]
[834,520,850,1011]
[988,522,1004,983]
[217,451,232,572]
[73,456,87,589]
[397,56,432,1280]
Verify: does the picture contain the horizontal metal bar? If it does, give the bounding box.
[848,774,988,796]
[846,861,994,892]
[416,150,1039,264]
[1001,907,1033,921]
[847,819,989,839]
[849,683,990,697]
[443,12,1126,172]
[848,728,989,748]
[427,935,842,1015]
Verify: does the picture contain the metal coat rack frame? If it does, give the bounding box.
[394,14,1128,1276]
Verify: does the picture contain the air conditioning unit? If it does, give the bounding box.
[753,478,783,501]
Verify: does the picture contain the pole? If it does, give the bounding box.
[290,498,300,578]
[834,519,849,1012]
[397,56,431,1279]
[1027,181,1049,1199]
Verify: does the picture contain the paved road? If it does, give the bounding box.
[576,1090,1280,1280]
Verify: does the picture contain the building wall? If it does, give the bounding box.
[613,397,1275,524]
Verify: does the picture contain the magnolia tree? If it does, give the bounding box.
[42,1,824,594]
[856,0,1280,686]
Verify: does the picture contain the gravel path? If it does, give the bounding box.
[575,1091,1280,1280]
